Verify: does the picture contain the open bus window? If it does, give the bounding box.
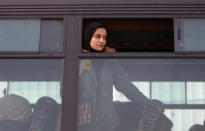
[82,18,174,52]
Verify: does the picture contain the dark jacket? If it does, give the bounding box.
[29,97,60,131]
[78,59,149,130]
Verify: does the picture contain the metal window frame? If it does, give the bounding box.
[0,3,205,131]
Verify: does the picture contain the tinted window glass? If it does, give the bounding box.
[165,109,205,131]
[175,18,205,51]
[40,20,63,52]
[187,82,205,104]
[0,59,63,131]
[77,59,205,131]
[0,19,63,52]
[184,19,205,51]
[0,19,40,51]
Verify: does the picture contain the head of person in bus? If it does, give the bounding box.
[83,22,108,52]
[0,94,32,122]
[188,124,205,131]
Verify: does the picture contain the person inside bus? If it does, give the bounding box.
[188,120,205,131]
[0,94,32,131]
[114,101,173,131]
[78,22,164,131]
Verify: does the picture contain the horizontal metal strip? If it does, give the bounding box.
[1,9,205,12]
[79,52,205,59]
[0,12,205,17]
[0,5,205,15]
[165,104,205,109]
[0,4,205,8]
[1,7,205,11]
[0,53,65,59]
[0,5,205,11]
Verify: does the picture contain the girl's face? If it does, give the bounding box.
[90,28,107,51]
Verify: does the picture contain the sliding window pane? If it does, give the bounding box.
[0,19,40,51]
[175,19,205,51]
[0,19,63,52]
[184,19,205,51]
[40,20,63,52]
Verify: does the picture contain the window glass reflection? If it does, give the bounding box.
[78,59,205,131]
[152,82,185,104]
[113,85,130,102]
[183,19,205,51]
[113,82,150,102]
[8,81,61,104]
[0,81,7,97]
[0,19,63,52]
[0,19,40,51]
[0,59,62,131]
[40,20,63,52]
[165,109,205,131]
[78,59,157,131]
[187,82,205,104]
[132,82,150,98]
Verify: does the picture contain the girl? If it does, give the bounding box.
[78,22,163,131]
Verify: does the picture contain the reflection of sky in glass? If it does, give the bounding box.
[113,80,205,131]
[0,19,40,51]
[113,81,150,102]
[187,82,205,104]
[0,81,61,131]
[0,81,61,103]
[113,85,130,102]
[9,81,62,104]
[152,82,185,104]
[165,109,205,131]
[0,81,7,97]
[113,81,205,104]
[184,19,205,51]
[132,81,150,98]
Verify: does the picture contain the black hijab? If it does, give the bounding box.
[83,22,108,52]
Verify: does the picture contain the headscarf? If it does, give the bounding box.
[189,121,205,131]
[189,124,205,131]
[83,22,108,52]
[29,96,60,131]
[0,94,32,122]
